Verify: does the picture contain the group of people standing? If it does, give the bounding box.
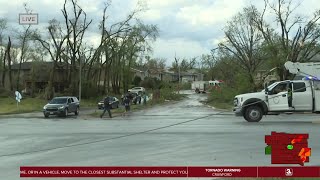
[100,92,147,118]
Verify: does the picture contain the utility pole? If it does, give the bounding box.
[79,55,82,102]
[179,65,181,94]
[175,52,180,94]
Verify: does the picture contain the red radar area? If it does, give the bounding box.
[265,132,311,166]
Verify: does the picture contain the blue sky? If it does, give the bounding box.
[0,0,318,65]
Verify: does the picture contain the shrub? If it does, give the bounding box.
[132,76,142,86]
[140,77,156,89]
[160,88,185,101]
[0,87,12,98]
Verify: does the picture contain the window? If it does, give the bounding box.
[314,81,320,90]
[68,98,72,103]
[272,83,287,94]
[293,82,306,92]
[71,98,74,102]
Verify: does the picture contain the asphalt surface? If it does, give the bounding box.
[0,90,320,180]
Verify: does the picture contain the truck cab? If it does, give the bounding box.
[234,61,320,122]
[234,79,320,122]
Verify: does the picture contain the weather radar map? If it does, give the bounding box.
[265,131,312,166]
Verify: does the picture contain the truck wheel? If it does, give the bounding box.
[244,106,263,122]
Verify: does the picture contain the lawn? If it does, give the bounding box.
[0,97,47,115]
[0,97,102,115]
[206,88,237,110]
[0,88,185,115]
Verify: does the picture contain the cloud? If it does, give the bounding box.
[1,0,320,62]
[176,0,247,27]
[151,38,210,64]
[144,0,186,9]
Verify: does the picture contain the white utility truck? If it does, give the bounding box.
[233,61,320,122]
[192,81,208,93]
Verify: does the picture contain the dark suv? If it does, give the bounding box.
[43,96,80,118]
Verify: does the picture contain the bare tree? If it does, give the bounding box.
[62,0,92,95]
[33,19,69,99]
[253,0,320,80]
[219,6,264,90]
[15,3,34,91]
[0,18,7,87]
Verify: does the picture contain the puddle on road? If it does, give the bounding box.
[177,92,209,108]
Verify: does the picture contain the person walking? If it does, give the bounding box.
[143,92,147,105]
[123,96,131,116]
[100,96,112,118]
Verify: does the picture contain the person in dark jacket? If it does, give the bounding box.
[123,96,131,116]
[100,96,112,118]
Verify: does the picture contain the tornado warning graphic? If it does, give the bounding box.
[265,132,311,166]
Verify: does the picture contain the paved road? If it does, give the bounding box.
[0,90,319,180]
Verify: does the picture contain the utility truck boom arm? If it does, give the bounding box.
[284,61,320,78]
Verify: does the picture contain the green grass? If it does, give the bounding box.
[206,87,238,110]
[80,98,102,108]
[0,87,185,115]
[0,97,47,115]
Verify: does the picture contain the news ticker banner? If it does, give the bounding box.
[20,166,320,178]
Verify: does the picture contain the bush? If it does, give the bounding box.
[235,73,255,93]
[140,77,156,89]
[206,85,240,109]
[81,82,99,98]
[132,76,142,86]
[160,88,185,101]
[171,82,191,90]
[0,87,12,98]
[182,82,191,90]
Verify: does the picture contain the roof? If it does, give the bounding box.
[149,69,164,74]
[131,67,148,73]
[11,61,70,70]
[53,96,77,98]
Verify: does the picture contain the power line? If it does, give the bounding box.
[0,114,217,158]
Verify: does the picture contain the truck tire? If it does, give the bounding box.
[244,106,263,122]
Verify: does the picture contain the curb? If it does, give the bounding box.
[206,105,232,113]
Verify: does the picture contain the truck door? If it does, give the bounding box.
[292,81,312,110]
[267,82,290,111]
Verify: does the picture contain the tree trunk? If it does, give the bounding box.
[97,65,102,94]
[30,65,36,97]
[103,63,108,95]
[16,27,30,92]
[107,67,110,93]
[122,66,127,93]
[248,72,257,92]
[1,42,7,88]
[16,60,23,91]
[8,37,12,91]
